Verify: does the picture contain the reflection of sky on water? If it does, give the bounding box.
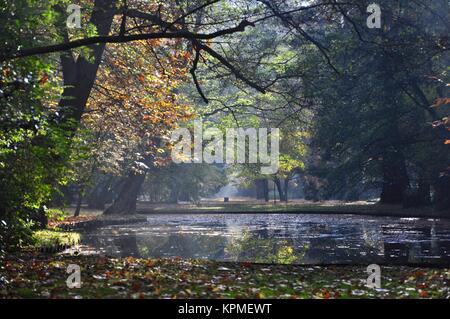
[81,214,450,265]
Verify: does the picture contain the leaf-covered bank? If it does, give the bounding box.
[2,252,450,299]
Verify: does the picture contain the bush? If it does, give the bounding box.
[0,213,35,256]
[45,208,68,222]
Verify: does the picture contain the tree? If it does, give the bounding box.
[80,38,192,214]
[1,0,271,218]
[298,0,449,207]
[0,0,74,250]
[142,163,227,204]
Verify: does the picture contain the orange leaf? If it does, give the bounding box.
[132,282,142,292]
[322,289,331,299]
[39,73,49,85]
[416,283,427,289]
[432,98,450,108]
[182,51,191,61]
[444,139,450,145]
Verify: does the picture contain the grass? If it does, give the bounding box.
[136,200,448,219]
[32,230,80,251]
[50,200,449,221]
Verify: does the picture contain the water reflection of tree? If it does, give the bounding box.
[381,221,450,265]
[113,233,141,258]
[136,233,226,259]
[83,217,450,265]
[224,231,307,264]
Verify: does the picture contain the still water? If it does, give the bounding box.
[81,214,450,265]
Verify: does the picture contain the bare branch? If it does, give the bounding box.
[259,0,340,75]
[190,48,209,103]
[0,20,255,62]
[194,39,266,94]
[164,0,221,31]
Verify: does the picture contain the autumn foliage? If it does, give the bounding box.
[83,38,194,174]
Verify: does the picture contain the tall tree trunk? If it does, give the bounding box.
[255,179,263,199]
[58,0,116,125]
[417,177,431,206]
[435,171,450,211]
[104,173,146,215]
[255,179,269,200]
[263,179,269,202]
[379,149,409,204]
[283,178,289,202]
[87,176,115,209]
[168,176,179,203]
[74,187,83,217]
[274,178,287,202]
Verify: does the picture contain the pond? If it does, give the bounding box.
[81,214,450,265]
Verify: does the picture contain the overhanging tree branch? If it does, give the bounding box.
[127,8,266,95]
[163,0,221,31]
[0,20,254,62]
[194,39,266,94]
[190,47,209,103]
[259,0,340,75]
